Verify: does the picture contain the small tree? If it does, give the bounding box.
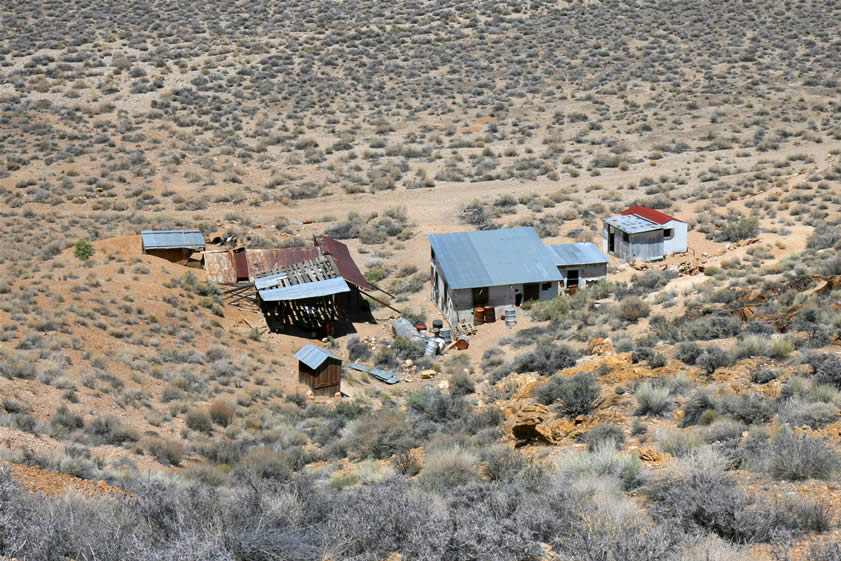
[74,240,94,261]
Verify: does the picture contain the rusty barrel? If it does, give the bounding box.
[474,306,485,324]
[456,335,470,350]
[483,305,496,323]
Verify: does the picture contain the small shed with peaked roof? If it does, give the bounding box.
[295,344,342,397]
[602,207,687,262]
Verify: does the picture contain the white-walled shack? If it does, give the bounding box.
[547,242,608,291]
[603,207,687,262]
[428,227,563,325]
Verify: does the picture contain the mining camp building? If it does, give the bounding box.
[141,229,205,265]
[295,344,342,397]
[547,242,608,293]
[602,206,687,262]
[428,227,563,325]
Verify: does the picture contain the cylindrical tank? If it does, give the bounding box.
[504,306,517,326]
[474,306,485,324]
[456,335,470,350]
[423,339,439,356]
[393,318,425,346]
[483,305,496,323]
[439,328,451,342]
[432,319,444,330]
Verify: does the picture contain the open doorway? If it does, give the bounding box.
[524,283,539,302]
[608,232,615,252]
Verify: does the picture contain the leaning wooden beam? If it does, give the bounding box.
[365,281,396,299]
[358,288,402,314]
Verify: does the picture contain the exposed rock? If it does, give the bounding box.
[587,337,614,356]
[419,369,437,379]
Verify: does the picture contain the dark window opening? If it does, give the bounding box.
[541,282,551,291]
[622,232,629,243]
[472,287,488,307]
[664,228,673,238]
[524,283,540,302]
[567,270,579,287]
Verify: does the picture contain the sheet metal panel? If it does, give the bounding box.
[258,277,350,302]
[548,242,609,266]
[316,236,372,290]
[141,230,205,250]
[604,214,662,234]
[621,206,683,224]
[254,271,289,290]
[295,344,341,370]
[203,251,238,284]
[427,227,563,290]
[246,247,321,279]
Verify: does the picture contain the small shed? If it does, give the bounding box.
[141,230,205,264]
[294,344,342,397]
[547,242,608,292]
[621,206,687,255]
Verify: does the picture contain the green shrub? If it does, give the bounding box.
[419,447,478,491]
[619,296,650,323]
[581,423,626,450]
[534,372,601,416]
[675,342,703,365]
[512,342,580,377]
[185,409,212,433]
[768,427,840,481]
[74,240,94,261]
[634,381,673,417]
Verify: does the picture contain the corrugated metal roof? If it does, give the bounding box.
[142,230,205,250]
[548,242,609,266]
[247,247,321,279]
[427,227,563,290]
[258,276,350,302]
[254,271,288,290]
[604,215,662,234]
[204,247,322,285]
[315,236,372,290]
[621,206,683,224]
[295,344,341,369]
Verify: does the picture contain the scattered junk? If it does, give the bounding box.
[392,317,459,358]
[346,363,399,384]
[141,229,205,266]
[428,227,563,326]
[602,206,687,262]
[547,242,608,293]
[295,344,342,397]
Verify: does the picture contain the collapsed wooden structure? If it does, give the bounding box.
[206,235,385,337]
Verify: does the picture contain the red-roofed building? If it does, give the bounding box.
[603,206,688,261]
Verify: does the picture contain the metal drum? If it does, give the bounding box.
[483,305,496,323]
[424,339,439,356]
[474,306,485,324]
[504,306,517,326]
[439,328,451,342]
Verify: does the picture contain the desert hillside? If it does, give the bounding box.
[3,1,841,559]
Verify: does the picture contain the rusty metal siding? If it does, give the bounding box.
[204,251,238,284]
[233,248,249,281]
[315,235,372,290]
[247,248,321,279]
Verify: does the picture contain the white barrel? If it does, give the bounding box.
[504,306,517,326]
[423,339,439,356]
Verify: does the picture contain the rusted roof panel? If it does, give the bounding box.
[204,251,238,284]
[316,235,372,290]
[246,248,321,279]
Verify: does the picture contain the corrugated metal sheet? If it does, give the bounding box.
[622,206,683,224]
[548,242,609,266]
[295,344,341,370]
[258,276,350,302]
[316,236,372,290]
[204,251,238,284]
[427,227,563,290]
[254,272,289,291]
[141,230,205,250]
[204,247,322,285]
[247,247,321,279]
[604,214,662,234]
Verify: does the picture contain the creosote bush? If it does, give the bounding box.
[534,372,600,416]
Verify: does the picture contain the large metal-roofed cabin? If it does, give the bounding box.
[428,227,563,325]
[547,242,608,293]
[141,230,206,265]
[602,206,687,262]
[295,344,342,397]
